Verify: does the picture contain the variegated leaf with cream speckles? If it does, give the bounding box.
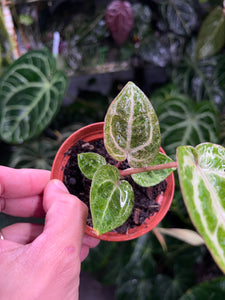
[177,143,225,272]
[104,81,161,168]
[90,164,134,235]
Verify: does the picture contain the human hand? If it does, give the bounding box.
[0,166,99,299]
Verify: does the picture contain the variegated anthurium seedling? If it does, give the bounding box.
[78,81,225,273]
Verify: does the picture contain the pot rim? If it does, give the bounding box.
[51,122,175,242]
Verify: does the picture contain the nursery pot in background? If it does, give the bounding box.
[51,122,175,242]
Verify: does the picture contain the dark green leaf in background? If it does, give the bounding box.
[9,138,59,170]
[196,6,225,60]
[140,33,185,67]
[82,240,136,285]
[150,84,219,158]
[179,276,225,300]
[172,53,225,109]
[155,0,198,36]
[0,49,68,144]
[116,234,157,300]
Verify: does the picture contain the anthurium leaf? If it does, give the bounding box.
[151,84,219,158]
[78,152,106,180]
[0,49,68,144]
[104,81,161,168]
[156,0,198,36]
[196,7,225,60]
[90,164,134,235]
[140,33,185,67]
[9,137,59,170]
[172,53,225,109]
[179,277,225,300]
[131,152,175,187]
[177,143,225,273]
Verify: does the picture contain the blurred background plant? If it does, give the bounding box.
[1,0,225,299]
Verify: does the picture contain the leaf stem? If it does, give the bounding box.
[120,162,178,177]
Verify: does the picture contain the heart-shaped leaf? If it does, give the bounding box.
[90,164,134,235]
[0,49,68,144]
[177,143,225,273]
[78,152,106,180]
[131,152,175,187]
[104,81,161,168]
[196,6,225,60]
[105,0,134,45]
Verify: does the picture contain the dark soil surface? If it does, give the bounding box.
[63,139,167,234]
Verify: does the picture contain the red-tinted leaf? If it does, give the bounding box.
[105,0,134,45]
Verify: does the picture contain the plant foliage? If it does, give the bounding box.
[196,6,225,60]
[154,0,198,36]
[172,53,225,109]
[151,84,219,157]
[104,81,161,168]
[177,143,225,273]
[0,49,68,144]
[179,276,225,299]
[105,0,134,45]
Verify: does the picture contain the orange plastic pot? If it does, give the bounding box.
[51,122,175,242]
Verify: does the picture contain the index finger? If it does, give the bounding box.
[0,166,50,199]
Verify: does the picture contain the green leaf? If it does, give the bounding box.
[140,33,185,67]
[172,53,225,109]
[157,0,198,36]
[196,7,225,60]
[19,14,34,26]
[177,143,225,273]
[151,84,219,158]
[179,276,225,300]
[9,137,59,170]
[0,49,68,144]
[78,152,106,180]
[104,81,161,167]
[82,239,136,285]
[116,234,157,300]
[131,152,175,187]
[90,165,134,235]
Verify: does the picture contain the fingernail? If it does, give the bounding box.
[52,179,69,193]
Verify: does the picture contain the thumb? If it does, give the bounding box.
[42,179,88,252]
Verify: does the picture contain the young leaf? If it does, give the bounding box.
[90,164,134,235]
[78,152,106,180]
[0,50,68,144]
[104,81,161,168]
[196,6,225,60]
[177,143,225,273]
[131,152,175,187]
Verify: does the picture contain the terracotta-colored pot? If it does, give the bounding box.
[51,122,175,242]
